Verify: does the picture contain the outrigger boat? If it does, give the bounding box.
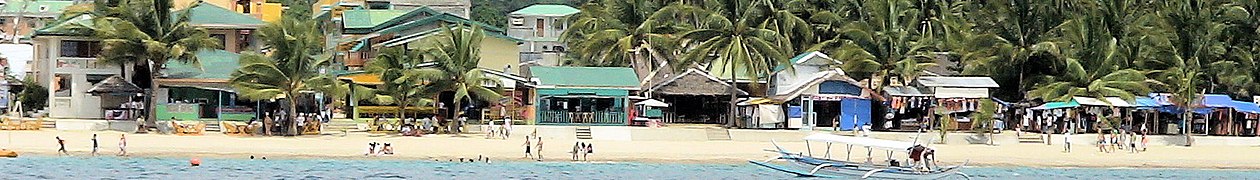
[749,134,969,179]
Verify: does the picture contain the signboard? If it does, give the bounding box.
[805,94,861,101]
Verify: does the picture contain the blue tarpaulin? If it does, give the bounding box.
[1134,97,1161,109]
[1203,94,1260,114]
[838,99,872,131]
[787,106,803,118]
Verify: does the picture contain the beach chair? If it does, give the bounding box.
[221,122,239,135]
[171,121,186,135]
[302,121,321,135]
[192,123,207,135]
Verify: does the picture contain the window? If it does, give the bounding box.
[0,18,7,25]
[59,40,100,58]
[510,17,524,26]
[536,19,545,37]
[54,74,71,97]
[211,34,227,50]
[553,18,564,30]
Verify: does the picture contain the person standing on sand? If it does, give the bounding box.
[1063,130,1071,153]
[56,136,68,155]
[584,143,593,161]
[1097,133,1106,153]
[571,142,581,161]
[91,134,99,156]
[535,136,544,161]
[118,134,127,156]
[523,136,533,159]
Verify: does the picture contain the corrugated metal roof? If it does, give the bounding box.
[341,9,411,29]
[510,5,579,16]
[531,66,639,88]
[917,76,999,88]
[176,2,266,28]
[163,50,241,80]
[932,87,989,98]
[883,86,929,96]
[1072,97,1133,107]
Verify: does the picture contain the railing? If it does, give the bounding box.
[56,58,111,69]
[538,110,626,125]
[661,111,728,124]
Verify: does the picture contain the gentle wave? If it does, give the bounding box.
[0,156,1256,179]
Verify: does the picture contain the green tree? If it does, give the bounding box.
[89,0,219,128]
[1026,15,1150,102]
[678,0,791,127]
[969,99,997,145]
[807,0,939,88]
[365,47,434,120]
[229,10,340,136]
[415,24,503,133]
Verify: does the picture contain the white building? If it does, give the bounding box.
[507,4,577,66]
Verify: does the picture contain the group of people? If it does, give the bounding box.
[1095,128,1147,153]
[570,142,594,161]
[483,119,513,140]
[252,111,329,135]
[377,115,468,135]
[365,142,394,156]
[523,136,544,161]
[56,134,127,156]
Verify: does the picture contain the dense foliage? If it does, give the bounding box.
[561,0,1260,103]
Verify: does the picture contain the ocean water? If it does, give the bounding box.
[1,156,1257,179]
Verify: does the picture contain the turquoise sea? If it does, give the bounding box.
[1,156,1258,179]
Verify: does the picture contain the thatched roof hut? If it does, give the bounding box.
[649,68,748,96]
[86,76,143,95]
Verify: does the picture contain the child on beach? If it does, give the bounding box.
[1129,132,1137,153]
[584,143,592,161]
[523,137,533,159]
[118,134,127,156]
[1063,130,1071,153]
[56,136,68,155]
[91,134,99,156]
[1097,133,1106,153]
[535,137,544,161]
[571,142,581,161]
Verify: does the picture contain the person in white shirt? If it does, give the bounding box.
[861,123,872,137]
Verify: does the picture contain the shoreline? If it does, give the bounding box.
[3,130,1259,170]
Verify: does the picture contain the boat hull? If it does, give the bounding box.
[749,160,962,179]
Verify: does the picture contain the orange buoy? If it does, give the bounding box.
[189,158,202,166]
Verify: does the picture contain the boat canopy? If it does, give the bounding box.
[803,134,915,152]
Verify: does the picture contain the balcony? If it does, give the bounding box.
[56,57,114,70]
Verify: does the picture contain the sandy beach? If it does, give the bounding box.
[1,130,1258,169]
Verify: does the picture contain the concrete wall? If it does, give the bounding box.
[55,119,138,132]
[35,36,128,120]
[630,128,707,141]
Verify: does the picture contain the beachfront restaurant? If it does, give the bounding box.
[644,68,747,125]
[915,76,1000,131]
[156,50,258,122]
[531,66,639,126]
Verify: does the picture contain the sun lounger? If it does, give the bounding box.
[171,121,186,135]
[221,122,239,135]
[191,123,207,135]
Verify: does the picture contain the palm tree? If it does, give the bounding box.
[807,0,939,88]
[365,47,434,120]
[90,0,219,129]
[1026,16,1150,102]
[229,12,337,136]
[679,0,791,128]
[414,24,503,133]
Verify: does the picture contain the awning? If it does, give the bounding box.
[1072,97,1134,107]
[338,73,383,85]
[802,133,914,152]
[932,87,988,98]
[738,98,780,106]
[635,99,669,107]
[883,86,930,97]
[86,76,143,95]
[1203,94,1260,114]
[1134,97,1161,108]
[1031,101,1080,110]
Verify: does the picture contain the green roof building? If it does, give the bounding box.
[529,66,639,126]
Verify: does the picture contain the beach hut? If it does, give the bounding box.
[645,68,748,125]
[530,66,639,126]
[883,86,932,131]
[915,76,1000,131]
